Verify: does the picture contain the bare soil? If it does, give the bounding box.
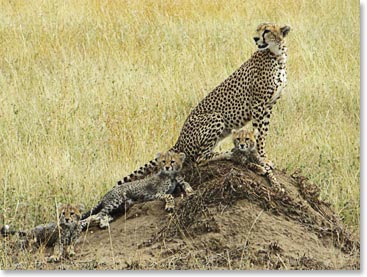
[2,160,360,270]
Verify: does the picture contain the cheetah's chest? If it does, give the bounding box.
[268,63,287,106]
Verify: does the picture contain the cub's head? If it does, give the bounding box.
[58,204,84,225]
[232,129,259,152]
[156,151,186,174]
[253,23,290,51]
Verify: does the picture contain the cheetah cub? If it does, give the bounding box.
[80,151,193,230]
[230,129,280,188]
[47,204,84,263]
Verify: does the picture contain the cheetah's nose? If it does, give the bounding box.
[165,166,170,171]
[240,144,245,149]
[253,37,260,43]
[65,218,69,223]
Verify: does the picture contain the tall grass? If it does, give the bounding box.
[0,0,359,257]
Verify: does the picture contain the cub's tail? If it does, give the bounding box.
[1,225,27,237]
[116,156,160,185]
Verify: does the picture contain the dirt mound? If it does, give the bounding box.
[3,160,360,270]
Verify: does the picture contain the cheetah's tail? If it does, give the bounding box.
[116,156,160,185]
[81,201,103,220]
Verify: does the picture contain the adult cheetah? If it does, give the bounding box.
[118,22,290,185]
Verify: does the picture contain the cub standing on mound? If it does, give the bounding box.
[80,151,193,229]
[117,22,291,185]
[47,203,84,262]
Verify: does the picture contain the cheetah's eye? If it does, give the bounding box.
[62,212,65,216]
[236,138,241,142]
[162,160,166,164]
[170,160,175,164]
[263,29,270,34]
[70,212,74,216]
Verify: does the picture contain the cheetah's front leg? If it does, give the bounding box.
[47,241,63,263]
[66,244,76,258]
[252,108,274,169]
[156,194,175,213]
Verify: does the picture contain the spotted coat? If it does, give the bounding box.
[118,23,290,184]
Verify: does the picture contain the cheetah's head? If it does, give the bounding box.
[156,151,186,175]
[57,204,84,226]
[232,129,259,152]
[253,23,290,53]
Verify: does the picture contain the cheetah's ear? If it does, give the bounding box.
[178,152,186,162]
[231,129,238,136]
[155,152,162,159]
[280,25,291,37]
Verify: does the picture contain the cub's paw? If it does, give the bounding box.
[47,255,61,263]
[99,215,113,229]
[269,178,285,194]
[263,158,275,169]
[67,246,76,257]
[164,204,174,213]
[247,163,267,175]
[182,184,195,196]
[254,166,267,175]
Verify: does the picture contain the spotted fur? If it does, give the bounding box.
[1,222,58,250]
[47,204,83,262]
[230,128,280,188]
[81,151,193,229]
[117,22,290,185]
[1,204,83,261]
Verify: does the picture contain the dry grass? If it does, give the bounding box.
[0,0,359,269]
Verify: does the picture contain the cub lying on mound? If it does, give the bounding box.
[230,128,280,188]
[80,151,193,229]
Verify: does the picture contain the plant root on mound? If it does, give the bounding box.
[146,160,359,269]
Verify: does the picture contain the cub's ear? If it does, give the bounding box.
[231,129,238,135]
[178,152,186,162]
[77,204,85,212]
[253,129,260,138]
[280,25,291,37]
[56,203,64,211]
[155,152,162,159]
